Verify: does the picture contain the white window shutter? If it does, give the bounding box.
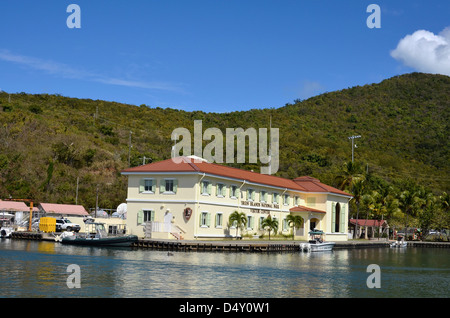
[173,179,178,193]
[137,209,144,224]
[331,203,336,232]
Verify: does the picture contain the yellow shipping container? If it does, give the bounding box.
[39,217,56,233]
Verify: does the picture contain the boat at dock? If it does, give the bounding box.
[390,236,407,248]
[57,222,138,247]
[0,212,15,238]
[300,230,336,252]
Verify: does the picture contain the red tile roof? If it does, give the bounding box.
[39,203,89,216]
[349,219,388,227]
[289,205,326,213]
[0,200,29,212]
[122,157,352,197]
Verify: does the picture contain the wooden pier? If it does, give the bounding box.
[132,239,300,252]
[406,241,450,248]
[9,232,449,251]
[132,239,449,252]
[11,231,44,240]
[11,231,55,241]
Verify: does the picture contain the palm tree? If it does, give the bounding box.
[228,211,247,239]
[439,192,449,212]
[384,194,402,239]
[286,215,304,240]
[364,190,394,239]
[335,161,364,191]
[350,178,365,239]
[419,193,438,240]
[336,161,365,239]
[398,190,422,240]
[261,215,278,240]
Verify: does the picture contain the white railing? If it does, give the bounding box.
[144,221,184,240]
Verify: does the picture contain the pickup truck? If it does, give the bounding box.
[56,218,81,232]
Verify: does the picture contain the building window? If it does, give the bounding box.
[260,191,267,203]
[138,209,154,224]
[273,193,279,204]
[160,179,177,194]
[283,194,290,206]
[230,185,238,199]
[143,210,155,222]
[247,215,254,230]
[201,181,211,195]
[216,183,225,197]
[215,213,223,228]
[139,178,155,193]
[294,196,299,206]
[166,179,174,192]
[282,218,288,232]
[200,212,210,227]
[247,189,255,201]
[259,216,265,230]
[144,180,154,192]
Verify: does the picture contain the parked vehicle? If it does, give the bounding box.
[56,218,81,232]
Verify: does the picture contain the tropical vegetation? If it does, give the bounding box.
[260,216,279,240]
[228,211,247,238]
[0,72,448,238]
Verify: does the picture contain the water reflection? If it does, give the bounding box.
[0,240,449,298]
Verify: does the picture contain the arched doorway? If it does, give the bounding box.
[310,218,320,231]
[334,203,341,232]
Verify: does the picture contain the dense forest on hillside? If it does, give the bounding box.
[0,72,449,235]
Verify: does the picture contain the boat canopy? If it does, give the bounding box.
[309,230,324,235]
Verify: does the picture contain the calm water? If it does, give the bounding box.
[0,239,448,298]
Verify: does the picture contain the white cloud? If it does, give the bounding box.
[391,27,450,76]
[0,49,185,93]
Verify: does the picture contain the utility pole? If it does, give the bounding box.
[95,184,99,218]
[128,131,133,167]
[139,156,151,165]
[348,135,361,163]
[75,176,79,205]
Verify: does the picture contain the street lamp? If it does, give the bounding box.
[348,135,361,163]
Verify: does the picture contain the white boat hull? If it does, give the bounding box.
[0,227,14,238]
[390,241,407,248]
[300,242,335,252]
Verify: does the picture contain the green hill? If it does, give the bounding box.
[0,72,449,213]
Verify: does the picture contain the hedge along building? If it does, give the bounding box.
[121,156,352,241]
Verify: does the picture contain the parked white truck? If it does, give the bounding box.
[55,218,81,232]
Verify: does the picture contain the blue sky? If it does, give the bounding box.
[0,0,449,112]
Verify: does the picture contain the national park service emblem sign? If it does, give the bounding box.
[184,207,192,221]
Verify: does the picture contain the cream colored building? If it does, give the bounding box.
[121,156,352,241]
